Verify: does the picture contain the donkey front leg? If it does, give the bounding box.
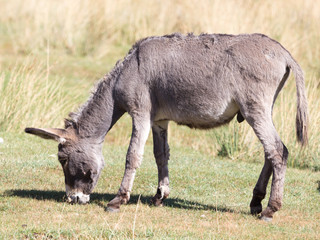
[151,121,170,206]
[107,115,151,212]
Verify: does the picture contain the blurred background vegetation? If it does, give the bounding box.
[0,0,319,170]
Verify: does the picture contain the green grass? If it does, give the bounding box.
[0,132,319,239]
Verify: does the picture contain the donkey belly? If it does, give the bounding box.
[154,98,240,129]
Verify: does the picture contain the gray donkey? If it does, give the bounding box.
[25,33,308,221]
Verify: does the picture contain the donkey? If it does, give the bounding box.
[25,33,308,221]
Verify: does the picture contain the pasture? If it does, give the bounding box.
[1,132,320,239]
[0,0,320,239]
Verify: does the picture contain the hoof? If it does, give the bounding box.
[259,206,275,221]
[106,192,130,212]
[250,205,262,215]
[150,196,163,207]
[150,187,169,207]
[259,215,273,222]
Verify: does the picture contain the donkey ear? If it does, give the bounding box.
[25,127,67,144]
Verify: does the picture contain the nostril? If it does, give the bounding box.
[68,196,79,204]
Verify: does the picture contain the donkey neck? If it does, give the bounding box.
[74,76,122,143]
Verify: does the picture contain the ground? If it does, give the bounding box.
[0,132,319,239]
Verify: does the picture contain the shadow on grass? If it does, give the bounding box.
[3,189,248,214]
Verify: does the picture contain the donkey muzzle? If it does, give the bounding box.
[67,193,90,204]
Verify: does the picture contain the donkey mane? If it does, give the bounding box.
[68,61,124,125]
[67,33,188,127]
[66,32,303,135]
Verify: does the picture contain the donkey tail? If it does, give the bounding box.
[287,57,308,146]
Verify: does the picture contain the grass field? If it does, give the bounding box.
[1,0,320,239]
[1,132,319,239]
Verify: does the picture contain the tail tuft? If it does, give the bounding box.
[288,59,308,146]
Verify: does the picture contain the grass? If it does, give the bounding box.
[1,0,320,238]
[0,132,319,239]
[0,59,77,131]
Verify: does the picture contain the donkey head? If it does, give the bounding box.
[25,125,104,204]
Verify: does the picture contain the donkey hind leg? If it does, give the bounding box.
[250,155,272,215]
[106,114,151,212]
[247,115,288,221]
[151,121,170,206]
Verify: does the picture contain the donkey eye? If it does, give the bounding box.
[59,158,67,166]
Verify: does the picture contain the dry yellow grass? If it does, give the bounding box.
[0,0,319,168]
[0,59,77,131]
[1,0,320,62]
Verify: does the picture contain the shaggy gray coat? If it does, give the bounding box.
[26,33,308,221]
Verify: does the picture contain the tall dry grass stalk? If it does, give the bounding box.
[0,59,75,131]
[0,0,319,169]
